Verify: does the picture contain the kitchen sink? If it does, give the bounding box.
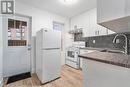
[80,50,96,54]
[100,49,124,54]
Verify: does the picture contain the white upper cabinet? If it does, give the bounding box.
[97,0,130,33]
[89,9,114,36]
[71,8,115,37]
[126,0,130,16]
[97,0,126,23]
[108,29,116,34]
[89,9,97,36]
[70,10,90,37]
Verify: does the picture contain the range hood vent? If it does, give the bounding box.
[99,16,130,33]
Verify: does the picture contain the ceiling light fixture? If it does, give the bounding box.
[59,0,78,5]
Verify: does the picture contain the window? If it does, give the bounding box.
[53,21,64,51]
[53,21,64,31]
[8,19,27,46]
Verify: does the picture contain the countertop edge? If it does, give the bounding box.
[79,55,130,68]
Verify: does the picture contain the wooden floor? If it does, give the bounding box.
[3,65,83,87]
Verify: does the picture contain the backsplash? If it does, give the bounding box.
[76,32,130,54]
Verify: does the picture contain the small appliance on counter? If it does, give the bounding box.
[65,42,85,69]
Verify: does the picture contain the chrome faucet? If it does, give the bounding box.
[113,34,128,54]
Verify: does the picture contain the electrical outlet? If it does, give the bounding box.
[93,40,96,44]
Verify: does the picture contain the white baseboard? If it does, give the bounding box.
[31,67,36,74]
[0,78,3,87]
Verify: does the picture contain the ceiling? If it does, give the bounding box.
[17,0,97,18]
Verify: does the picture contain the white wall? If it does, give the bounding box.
[71,9,91,30]
[0,16,3,87]
[15,1,70,73]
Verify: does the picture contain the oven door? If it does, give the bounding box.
[66,50,79,62]
[67,51,75,58]
[66,50,80,69]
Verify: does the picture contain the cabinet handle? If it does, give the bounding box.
[95,31,97,35]
[98,30,99,35]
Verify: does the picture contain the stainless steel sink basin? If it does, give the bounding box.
[100,49,124,54]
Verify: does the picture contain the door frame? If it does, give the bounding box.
[2,13,32,77]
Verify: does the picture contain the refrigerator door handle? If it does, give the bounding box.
[42,48,60,50]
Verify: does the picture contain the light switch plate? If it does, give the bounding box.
[93,40,96,44]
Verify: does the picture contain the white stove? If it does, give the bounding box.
[65,42,85,69]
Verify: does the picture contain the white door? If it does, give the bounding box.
[3,14,31,77]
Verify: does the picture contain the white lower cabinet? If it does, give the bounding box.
[82,59,130,87]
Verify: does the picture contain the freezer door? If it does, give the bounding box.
[42,30,61,49]
[42,49,61,83]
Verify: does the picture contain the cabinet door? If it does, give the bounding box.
[90,9,107,36]
[89,9,97,36]
[97,25,107,35]
[71,11,90,37]
[126,0,130,16]
[107,29,115,34]
[82,12,90,37]
[97,0,126,23]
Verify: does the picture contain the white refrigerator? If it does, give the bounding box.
[36,29,61,84]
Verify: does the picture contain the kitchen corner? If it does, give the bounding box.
[1,0,130,87]
[78,33,130,87]
[79,49,130,87]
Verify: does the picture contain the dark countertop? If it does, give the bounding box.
[80,47,122,51]
[79,48,130,68]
